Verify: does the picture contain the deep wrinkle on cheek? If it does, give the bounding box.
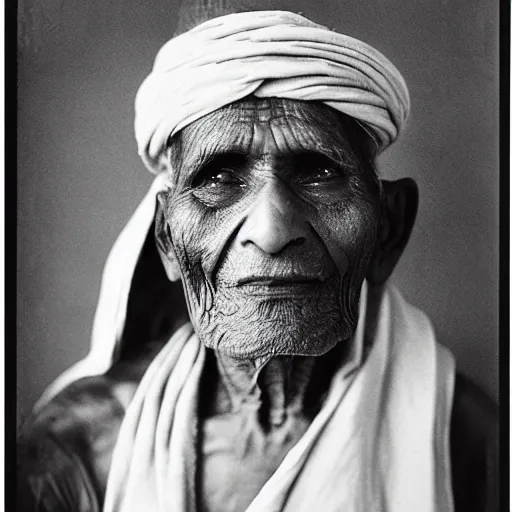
[315,201,379,330]
[307,194,380,277]
[166,188,249,285]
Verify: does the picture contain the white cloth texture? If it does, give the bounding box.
[135,10,410,173]
[101,281,455,512]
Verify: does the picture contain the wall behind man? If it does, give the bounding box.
[17,0,499,423]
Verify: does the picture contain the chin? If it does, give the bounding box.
[198,304,356,360]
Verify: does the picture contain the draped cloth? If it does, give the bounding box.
[101,281,455,512]
[134,10,410,173]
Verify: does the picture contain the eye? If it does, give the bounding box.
[193,168,247,190]
[298,167,341,186]
[292,153,350,189]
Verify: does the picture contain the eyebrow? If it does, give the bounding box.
[184,149,249,183]
[177,123,254,178]
[176,117,363,180]
[290,149,360,173]
[182,141,361,178]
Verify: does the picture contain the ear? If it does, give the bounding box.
[155,191,182,282]
[366,178,419,285]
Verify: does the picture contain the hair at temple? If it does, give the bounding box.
[336,111,380,182]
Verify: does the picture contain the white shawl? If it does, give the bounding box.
[101,281,455,512]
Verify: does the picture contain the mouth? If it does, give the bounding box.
[232,276,323,297]
[236,276,323,287]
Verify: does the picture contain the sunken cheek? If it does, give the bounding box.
[167,186,378,283]
[314,202,379,276]
[166,191,243,273]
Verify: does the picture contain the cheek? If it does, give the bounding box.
[165,192,247,279]
[310,197,379,276]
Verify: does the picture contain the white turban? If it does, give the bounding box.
[135,10,410,173]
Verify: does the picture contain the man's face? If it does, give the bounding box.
[159,98,381,360]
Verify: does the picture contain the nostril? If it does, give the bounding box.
[290,236,306,246]
[238,220,309,254]
[240,238,255,247]
[260,236,306,255]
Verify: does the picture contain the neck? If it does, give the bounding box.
[201,342,349,427]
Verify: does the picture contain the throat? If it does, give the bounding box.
[202,343,348,427]
[197,343,349,512]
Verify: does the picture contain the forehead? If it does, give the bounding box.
[170,98,363,173]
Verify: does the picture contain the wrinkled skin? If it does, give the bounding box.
[156,97,386,511]
[157,98,381,361]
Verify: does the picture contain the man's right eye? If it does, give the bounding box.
[198,169,246,189]
[199,169,245,188]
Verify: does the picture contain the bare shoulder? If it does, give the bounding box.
[17,340,165,511]
[450,373,499,512]
[17,374,127,511]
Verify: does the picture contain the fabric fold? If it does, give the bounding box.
[102,283,455,512]
[134,10,410,173]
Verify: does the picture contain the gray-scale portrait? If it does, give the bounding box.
[17,0,499,511]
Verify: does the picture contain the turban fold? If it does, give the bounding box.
[135,10,410,173]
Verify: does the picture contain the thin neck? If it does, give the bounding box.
[201,342,349,427]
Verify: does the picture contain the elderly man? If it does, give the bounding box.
[17,3,497,512]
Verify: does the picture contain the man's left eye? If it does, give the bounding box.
[298,167,341,186]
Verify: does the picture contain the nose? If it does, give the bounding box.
[237,181,309,254]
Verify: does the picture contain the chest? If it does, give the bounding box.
[198,409,311,512]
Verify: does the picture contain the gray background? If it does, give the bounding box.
[17,0,499,423]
